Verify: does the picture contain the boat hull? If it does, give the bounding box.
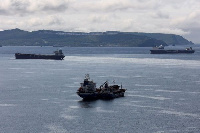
[100,93,115,99]
[77,92,99,100]
[100,92,125,99]
[15,53,65,60]
[150,50,195,54]
[77,90,125,100]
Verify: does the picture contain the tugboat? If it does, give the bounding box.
[15,49,65,60]
[77,74,100,100]
[77,74,126,100]
[99,81,126,99]
[150,45,195,54]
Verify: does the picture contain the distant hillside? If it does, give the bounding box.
[127,32,194,45]
[0,29,193,47]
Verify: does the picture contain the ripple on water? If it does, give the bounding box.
[127,94,171,100]
[0,104,16,107]
[159,110,200,118]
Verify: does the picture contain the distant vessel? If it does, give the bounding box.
[150,45,195,54]
[15,50,65,60]
[53,45,64,47]
[77,74,126,100]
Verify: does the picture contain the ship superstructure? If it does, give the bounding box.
[77,74,99,100]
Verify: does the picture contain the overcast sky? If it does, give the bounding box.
[0,0,200,43]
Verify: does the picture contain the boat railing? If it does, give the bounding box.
[54,49,64,55]
[153,45,164,50]
[185,47,193,50]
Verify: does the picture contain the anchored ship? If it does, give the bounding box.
[150,45,195,54]
[15,50,65,60]
[77,74,126,100]
[77,74,99,99]
[99,81,126,99]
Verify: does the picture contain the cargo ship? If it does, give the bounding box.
[150,45,195,54]
[77,74,126,100]
[15,50,65,60]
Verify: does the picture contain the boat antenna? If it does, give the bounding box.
[85,74,90,80]
[121,83,122,89]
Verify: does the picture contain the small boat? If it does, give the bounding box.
[15,50,65,60]
[99,81,126,99]
[77,74,126,100]
[150,46,195,54]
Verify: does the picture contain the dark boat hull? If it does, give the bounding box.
[77,89,126,100]
[150,50,195,54]
[77,92,99,100]
[15,53,65,60]
[100,92,125,99]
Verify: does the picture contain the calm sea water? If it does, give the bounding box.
[0,46,200,133]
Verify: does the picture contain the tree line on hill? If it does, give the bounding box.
[0,28,194,47]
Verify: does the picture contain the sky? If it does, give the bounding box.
[0,0,200,43]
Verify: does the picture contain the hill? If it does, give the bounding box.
[0,29,194,47]
[128,32,194,46]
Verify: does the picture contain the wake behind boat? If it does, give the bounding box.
[15,49,65,60]
[77,74,126,100]
[150,45,195,54]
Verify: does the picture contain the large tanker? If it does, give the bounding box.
[15,50,65,60]
[150,45,195,54]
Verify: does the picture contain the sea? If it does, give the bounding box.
[0,46,200,133]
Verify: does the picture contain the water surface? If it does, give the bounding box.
[0,46,200,133]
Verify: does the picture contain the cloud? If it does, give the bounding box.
[0,0,70,16]
[152,11,169,19]
[170,10,200,43]
[0,0,200,43]
[89,14,110,23]
[29,0,69,12]
[170,10,200,32]
[72,0,160,12]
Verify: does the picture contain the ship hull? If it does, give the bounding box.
[77,92,99,100]
[15,53,65,60]
[77,90,125,100]
[100,91,125,99]
[150,50,195,54]
[100,93,115,99]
